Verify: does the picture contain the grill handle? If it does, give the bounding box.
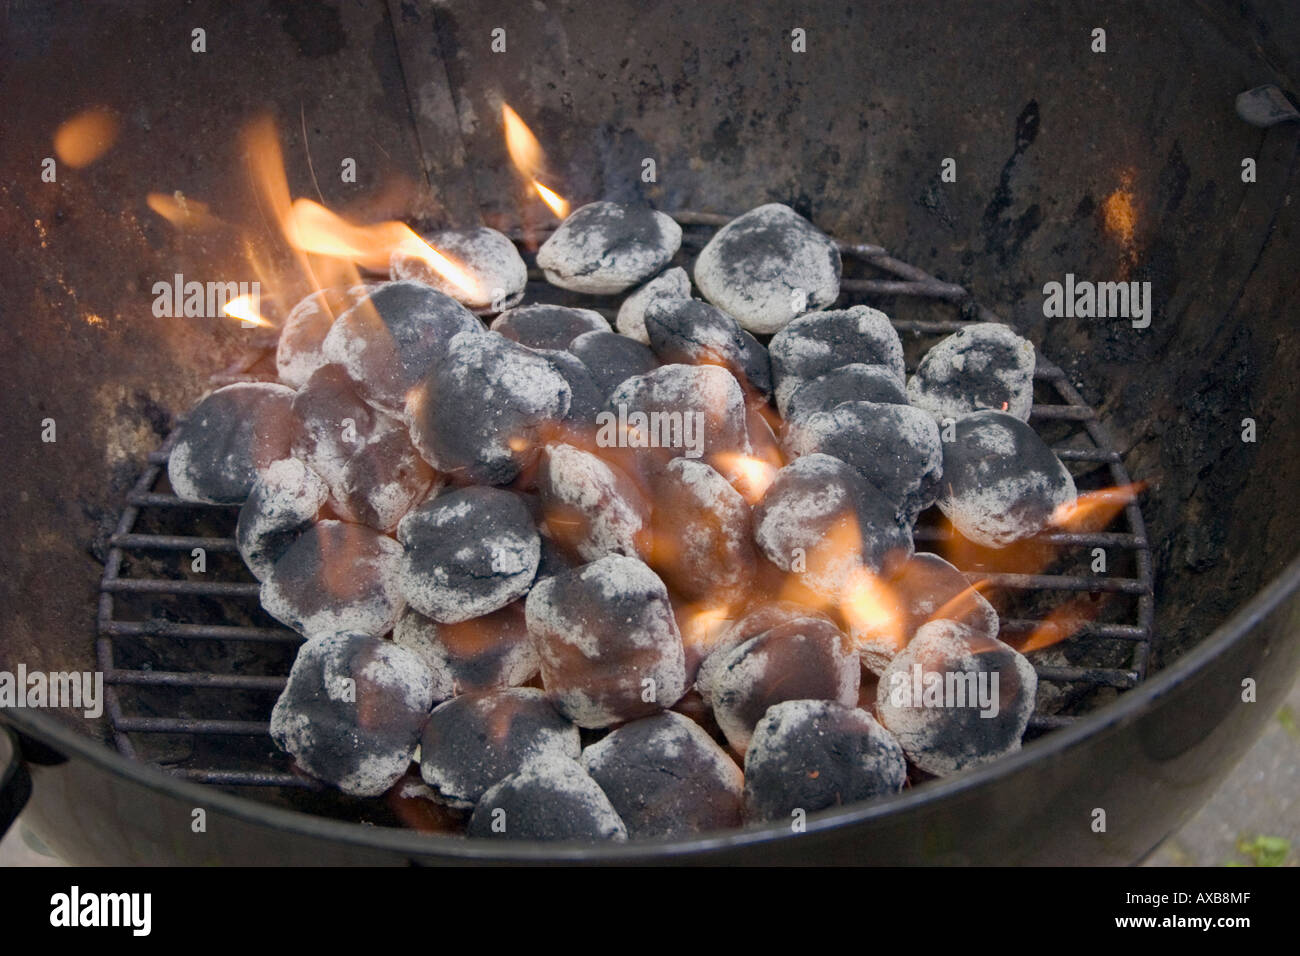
[0,725,32,838]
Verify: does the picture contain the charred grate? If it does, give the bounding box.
[96,211,1156,802]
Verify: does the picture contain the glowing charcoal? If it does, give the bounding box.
[322,280,484,418]
[769,305,904,414]
[694,203,841,334]
[270,632,437,796]
[742,700,907,822]
[467,757,627,841]
[937,410,1076,547]
[490,303,608,350]
[703,617,860,754]
[693,601,837,703]
[525,554,686,728]
[907,323,1036,422]
[536,201,681,294]
[235,458,328,580]
[391,226,526,314]
[406,331,571,485]
[397,487,540,625]
[168,382,296,504]
[418,687,579,808]
[393,602,538,697]
[616,266,691,343]
[259,519,404,638]
[753,453,912,598]
[876,619,1037,776]
[783,400,943,525]
[275,284,377,388]
[536,443,651,562]
[581,711,743,838]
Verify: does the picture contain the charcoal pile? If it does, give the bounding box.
[168,202,1079,841]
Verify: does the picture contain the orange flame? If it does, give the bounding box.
[54,107,120,168]
[716,452,778,504]
[502,103,570,218]
[840,565,904,653]
[146,192,219,231]
[1051,482,1145,533]
[222,293,274,329]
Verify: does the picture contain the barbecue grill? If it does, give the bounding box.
[2,0,1298,865]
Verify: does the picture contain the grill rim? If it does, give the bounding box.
[91,209,1160,851]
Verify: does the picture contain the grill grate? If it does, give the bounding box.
[96,211,1156,797]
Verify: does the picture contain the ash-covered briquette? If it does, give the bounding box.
[643,298,772,398]
[605,364,753,474]
[581,710,743,838]
[647,457,755,602]
[769,306,906,415]
[535,201,682,294]
[531,348,606,429]
[269,632,437,797]
[236,458,329,580]
[467,757,627,841]
[397,486,540,625]
[490,303,609,351]
[693,601,837,702]
[525,554,687,728]
[393,601,539,697]
[907,323,1036,422]
[275,285,376,388]
[418,687,580,808]
[390,226,527,314]
[753,453,913,598]
[784,363,908,425]
[694,203,841,335]
[567,330,659,399]
[406,331,572,485]
[615,266,692,343]
[784,401,944,524]
[852,552,1000,675]
[938,410,1077,547]
[290,365,434,532]
[742,700,907,822]
[704,617,861,755]
[259,519,404,638]
[536,443,651,561]
[168,382,297,504]
[876,619,1037,776]
[322,280,484,417]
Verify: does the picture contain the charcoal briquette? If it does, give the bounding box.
[259,519,404,637]
[525,554,687,728]
[581,710,743,837]
[753,453,912,598]
[269,632,437,796]
[275,285,376,388]
[783,363,908,425]
[390,226,526,314]
[783,400,943,524]
[536,443,651,561]
[490,303,609,351]
[937,410,1077,547]
[394,602,539,697]
[742,700,907,822]
[169,382,297,504]
[536,201,682,294]
[418,687,579,808]
[875,619,1037,776]
[615,266,691,343]
[643,297,772,397]
[703,617,861,754]
[907,323,1036,422]
[406,331,572,484]
[531,348,606,428]
[466,757,627,841]
[397,486,540,624]
[694,203,841,334]
[769,306,905,414]
[322,280,484,417]
[566,329,659,399]
[236,458,329,580]
[694,600,837,703]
